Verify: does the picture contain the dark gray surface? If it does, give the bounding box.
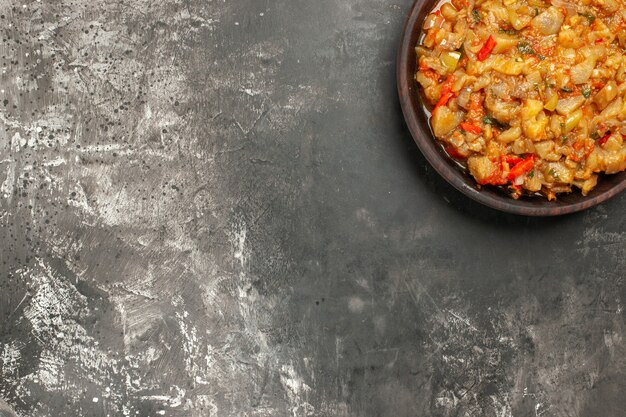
[0,0,625,416]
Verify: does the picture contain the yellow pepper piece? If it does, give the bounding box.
[440,51,462,73]
[563,109,583,133]
[544,93,558,111]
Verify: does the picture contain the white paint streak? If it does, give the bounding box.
[175,306,202,382]
[0,162,15,200]
[42,158,66,167]
[1,342,21,376]
[231,221,247,269]
[141,386,185,408]
[35,351,65,389]
[280,364,314,417]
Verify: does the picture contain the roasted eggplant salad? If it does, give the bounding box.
[415,0,626,199]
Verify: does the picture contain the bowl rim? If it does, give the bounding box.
[396,0,626,216]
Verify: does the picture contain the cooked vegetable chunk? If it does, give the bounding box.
[416,0,626,199]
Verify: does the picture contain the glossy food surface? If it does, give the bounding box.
[415,0,626,200]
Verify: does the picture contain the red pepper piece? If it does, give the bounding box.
[434,75,456,110]
[598,133,611,146]
[477,35,497,61]
[434,91,454,110]
[460,122,482,134]
[507,155,535,180]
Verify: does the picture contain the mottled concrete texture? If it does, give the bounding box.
[0,0,625,416]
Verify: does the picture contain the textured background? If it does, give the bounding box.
[0,0,625,416]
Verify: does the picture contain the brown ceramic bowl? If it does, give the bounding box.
[397,0,626,216]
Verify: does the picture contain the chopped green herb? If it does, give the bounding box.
[578,12,596,23]
[483,115,509,130]
[548,168,560,180]
[561,135,568,144]
[582,85,591,98]
[499,28,517,35]
[472,9,481,22]
[561,87,573,93]
[527,170,535,179]
[591,131,600,139]
[518,41,546,59]
[518,42,535,55]
[560,122,565,127]
[535,7,539,16]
